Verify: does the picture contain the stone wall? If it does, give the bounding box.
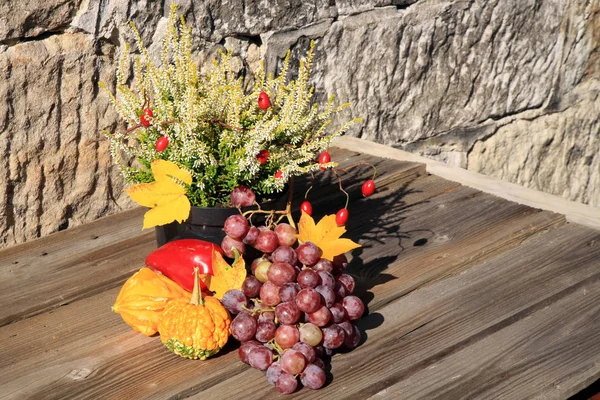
[1,0,598,247]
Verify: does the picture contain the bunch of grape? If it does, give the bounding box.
[220,187,365,394]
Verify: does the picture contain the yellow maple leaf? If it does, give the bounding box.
[126,160,192,229]
[297,213,361,261]
[205,250,247,300]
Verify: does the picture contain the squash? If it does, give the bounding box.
[112,267,191,336]
[158,267,231,359]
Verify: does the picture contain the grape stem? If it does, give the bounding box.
[269,338,285,355]
[285,177,296,229]
[242,178,297,230]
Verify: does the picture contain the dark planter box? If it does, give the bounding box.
[154,188,290,247]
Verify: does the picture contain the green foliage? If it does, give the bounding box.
[102,5,361,207]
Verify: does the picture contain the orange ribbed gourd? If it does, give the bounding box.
[158,268,231,359]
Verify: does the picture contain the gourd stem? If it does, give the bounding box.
[190,267,204,306]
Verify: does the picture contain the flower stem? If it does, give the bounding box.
[285,178,296,229]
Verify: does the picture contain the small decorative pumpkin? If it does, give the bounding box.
[112,267,191,336]
[158,267,231,359]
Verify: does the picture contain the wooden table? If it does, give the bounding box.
[1,147,599,399]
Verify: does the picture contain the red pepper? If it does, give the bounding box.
[145,239,223,292]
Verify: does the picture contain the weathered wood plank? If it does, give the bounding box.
[368,281,600,400]
[0,231,156,326]
[0,176,569,399]
[0,148,422,328]
[335,136,600,231]
[187,224,600,399]
[343,186,566,311]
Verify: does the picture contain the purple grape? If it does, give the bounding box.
[332,254,348,273]
[248,346,274,371]
[242,276,262,298]
[292,342,316,363]
[297,269,320,289]
[231,185,256,207]
[301,364,326,390]
[322,324,346,349]
[221,289,248,315]
[296,288,322,313]
[250,256,266,274]
[317,270,335,289]
[275,301,302,325]
[337,274,355,294]
[276,373,298,394]
[296,242,322,266]
[267,261,296,286]
[313,357,326,370]
[238,340,261,364]
[344,324,361,348]
[255,319,277,342]
[275,325,300,349]
[231,312,257,342]
[260,281,281,306]
[280,349,307,375]
[224,214,250,240]
[307,306,332,327]
[315,285,336,308]
[279,282,301,302]
[313,345,325,359]
[271,246,298,265]
[274,223,298,247]
[330,303,346,323]
[255,230,278,253]
[333,281,346,302]
[243,226,259,245]
[313,258,333,273]
[342,296,365,320]
[221,235,245,258]
[338,321,353,337]
[258,311,275,322]
[266,362,283,386]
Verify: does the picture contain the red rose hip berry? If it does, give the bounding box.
[256,149,269,165]
[318,151,331,171]
[336,208,348,226]
[140,107,153,127]
[300,200,312,215]
[258,91,271,110]
[362,179,375,197]
[155,136,169,152]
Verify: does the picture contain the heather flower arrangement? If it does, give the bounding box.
[101,7,361,210]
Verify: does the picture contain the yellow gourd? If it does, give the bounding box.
[158,267,231,359]
[112,267,190,336]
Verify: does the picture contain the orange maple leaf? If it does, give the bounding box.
[297,213,361,261]
[204,250,247,300]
